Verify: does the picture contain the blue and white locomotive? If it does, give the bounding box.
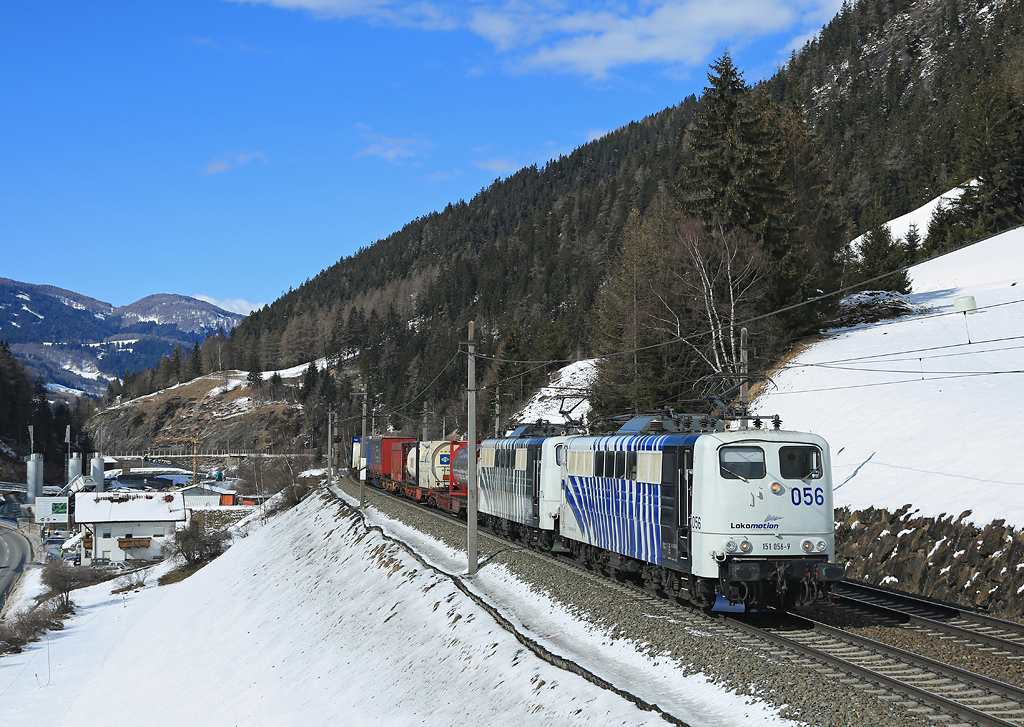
[473,415,846,610]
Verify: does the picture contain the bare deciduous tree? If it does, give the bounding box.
[41,559,87,612]
[657,217,774,383]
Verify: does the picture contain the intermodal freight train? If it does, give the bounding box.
[361,414,845,611]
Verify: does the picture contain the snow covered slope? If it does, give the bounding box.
[756,226,1024,527]
[0,490,793,726]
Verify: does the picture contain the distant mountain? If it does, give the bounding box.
[0,278,244,396]
[116,294,243,334]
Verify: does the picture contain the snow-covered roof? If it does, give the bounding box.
[74,491,186,523]
[62,531,85,550]
[181,483,236,495]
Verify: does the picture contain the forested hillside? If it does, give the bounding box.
[0,341,95,483]
[766,0,1024,241]
[106,0,1024,442]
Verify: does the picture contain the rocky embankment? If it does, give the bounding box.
[837,504,1024,618]
[87,374,303,453]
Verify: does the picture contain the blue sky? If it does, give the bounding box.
[1,0,842,314]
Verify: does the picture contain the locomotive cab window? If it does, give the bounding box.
[720,447,766,480]
[779,446,823,480]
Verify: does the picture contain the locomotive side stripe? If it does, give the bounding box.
[564,473,662,565]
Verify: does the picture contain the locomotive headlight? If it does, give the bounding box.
[816,539,828,552]
[739,540,753,554]
[801,539,814,553]
[725,540,738,553]
[770,482,784,495]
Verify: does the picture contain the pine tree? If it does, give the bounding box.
[904,223,922,264]
[590,208,664,418]
[188,341,203,380]
[859,225,911,294]
[684,52,789,249]
[955,78,1024,237]
[169,345,183,384]
[301,362,319,402]
[685,51,753,226]
[246,351,263,391]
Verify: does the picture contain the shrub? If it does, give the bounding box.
[162,513,228,567]
[113,568,149,592]
[0,602,63,655]
[40,559,94,612]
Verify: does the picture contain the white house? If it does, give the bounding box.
[73,490,187,565]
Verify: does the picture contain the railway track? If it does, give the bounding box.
[337,476,1024,725]
[834,581,1024,658]
[735,610,1024,727]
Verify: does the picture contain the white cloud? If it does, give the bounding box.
[193,295,264,315]
[226,0,457,29]
[190,37,222,50]
[585,128,610,142]
[473,158,519,174]
[355,125,429,162]
[223,1,842,77]
[204,151,268,175]
[515,2,799,78]
[426,169,461,183]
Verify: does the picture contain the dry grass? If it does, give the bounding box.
[749,335,828,402]
[157,560,211,586]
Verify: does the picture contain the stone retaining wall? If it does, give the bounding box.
[836,505,1024,619]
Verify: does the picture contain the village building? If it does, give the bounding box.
[70,490,187,565]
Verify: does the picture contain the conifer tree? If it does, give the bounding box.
[904,223,922,264]
[169,345,183,384]
[246,351,263,391]
[685,51,754,226]
[859,225,911,294]
[955,78,1024,237]
[684,52,789,250]
[590,208,664,418]
[188,342,203,380]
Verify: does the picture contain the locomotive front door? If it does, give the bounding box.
[660,447,680,563]
[678,447,693,559]
[528,446,540,523]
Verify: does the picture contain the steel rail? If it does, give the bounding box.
[834,586,1024,658]
[840,580,1024,643]
[730,613,1024,727]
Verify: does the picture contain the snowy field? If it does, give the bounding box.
[0,489,794,727]
[757,225,1024,527]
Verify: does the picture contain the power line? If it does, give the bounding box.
[786,334,1024,367]
[766,369,1024,395]
[464,262,1023,369]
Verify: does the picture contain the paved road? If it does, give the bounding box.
[0,522,32,615]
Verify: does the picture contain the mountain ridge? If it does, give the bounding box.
[0,278,244,396]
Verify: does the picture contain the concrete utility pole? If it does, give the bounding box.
[357,392,368,507]
[327,410,334,487]
[494,386,500,438]
[423,401,429,440]
[740,327,749,430]
[466,321,478,575]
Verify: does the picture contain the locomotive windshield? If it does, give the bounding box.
[779,446,823,480]
[719,447,765,480]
